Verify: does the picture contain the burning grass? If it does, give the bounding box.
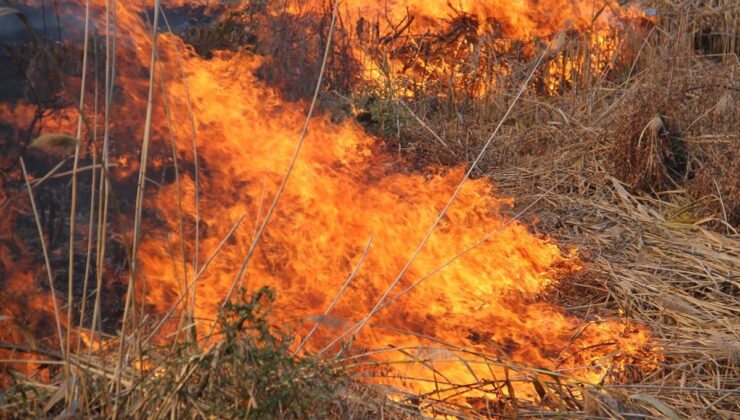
[2,286,363,418]
[1,0,739,418]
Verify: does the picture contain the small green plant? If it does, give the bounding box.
[0,379,50,418]
[137,286,346,418]
[1,287,348,418]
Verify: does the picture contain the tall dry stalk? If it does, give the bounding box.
[159,5,201,343]
[75,19,100,357]
[111,0,160,415]
[63,0,90,408]
[19,158,65,355]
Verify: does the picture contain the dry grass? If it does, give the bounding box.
[373,1,739,416]
[1,0,738,418]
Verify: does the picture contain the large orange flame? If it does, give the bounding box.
[0,0,652,404]
[335,0,647,96]
[343,0,632,36]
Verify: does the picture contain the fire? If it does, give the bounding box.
[337,0,647,96]
[343,0,632,37]
[0,0,653,406]
[137,48,648,401]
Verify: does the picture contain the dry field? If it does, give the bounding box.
[0,0,737,418]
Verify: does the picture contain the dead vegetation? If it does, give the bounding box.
[360,1,739,417]
[0,0,738,418]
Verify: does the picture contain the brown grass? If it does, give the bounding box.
[1,0,738,418]
[354,0,738,417]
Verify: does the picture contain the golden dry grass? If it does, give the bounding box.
[1,0,738,418]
